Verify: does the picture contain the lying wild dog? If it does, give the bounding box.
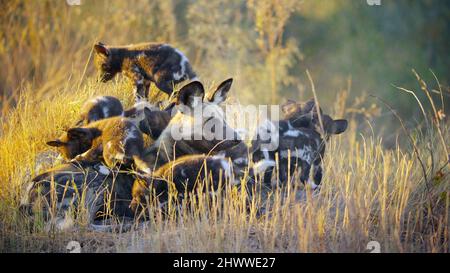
[76,96,124,126]
[124,101,174,140]
[281,98,324,129]
[46,116,152,174]
[254,101,348,189]
[93,42,197,101]
[144,79,242,169]
[130,141,274,213]
[20,161,135,230]
[127,82,233,142]
[130,154,235,212]
[76,95,157,129]
[76,95,170,141]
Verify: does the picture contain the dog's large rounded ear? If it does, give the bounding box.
[208,78,233,104]
[94,42,109,56]
[331,119,348,134]
[67,128,92,141]
[177,81,205,108]
[46,140,67,147]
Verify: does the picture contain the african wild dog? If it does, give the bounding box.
[93,42,197,101]
[144,79,242,168]
[20,161,135,230]
[130,141,274,213]
[76,95,172,141]
[254,100,348,189]
[46,116,152,174]
[76,96,124,126]
[130,154,235,212]
[123,101,174,140]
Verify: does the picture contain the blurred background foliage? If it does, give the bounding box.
[0,0,448,140]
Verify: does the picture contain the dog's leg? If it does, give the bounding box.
[144,80,151,100]
[125,66,146,102]
[73,147,101,163]
[312,159,323,187]
[299,160,312,186]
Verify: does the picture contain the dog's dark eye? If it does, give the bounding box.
[102,64,109,70]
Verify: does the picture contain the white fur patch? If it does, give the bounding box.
[102,106,110,117]
[91,96,108,104]
[280,146,313,164]
[97,165,110,175]
[124,127,139,144]
[133,101,158,111]
[283,129,302,137]
[219,158,233,180]
[307,180,318,190]
[233,157,247,165]
[173,48,189,81]
[252,160,276,175]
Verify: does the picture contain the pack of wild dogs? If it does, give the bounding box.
[20,42,348,229]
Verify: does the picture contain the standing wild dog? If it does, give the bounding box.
[254,100,348,189]
[145,79,242,168]
[46,116,152,174]
[93,42,197,101]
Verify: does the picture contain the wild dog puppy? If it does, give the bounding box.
[77,96,159,129]
[93,42,197,101]
[145,79,242,168]
[277,115,347,189]
[76,96,124,126]
[78,97,169,140]
[20,161,135,230]
[124,101,174,140]
[254,102,348,189]
[130,154,234,212]
[46,116,151,174]
[130,141,273,212]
